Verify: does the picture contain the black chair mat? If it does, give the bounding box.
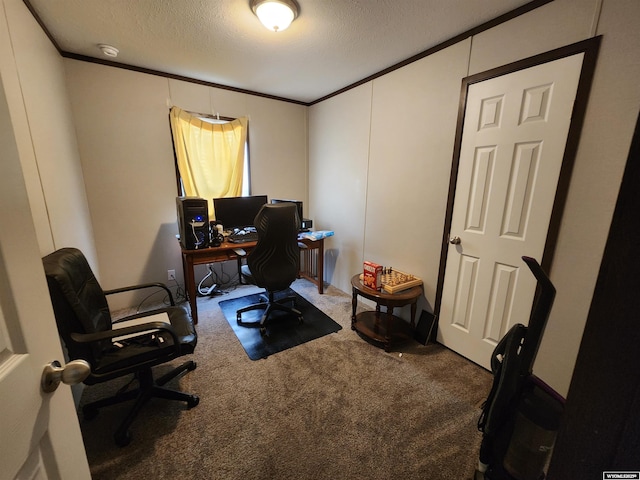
[219,289,342,360]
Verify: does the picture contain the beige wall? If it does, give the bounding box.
[0,0,97,267]
[308,0,640,396]
[534,0,640,394]
[64,61,308,309]
[308,84,372,293]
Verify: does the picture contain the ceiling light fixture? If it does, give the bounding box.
[250,0,299,32]
[97,44,119,57]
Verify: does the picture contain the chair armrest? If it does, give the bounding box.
[112,307,178,324]
[70,321,179,345]
[104,282,175,306]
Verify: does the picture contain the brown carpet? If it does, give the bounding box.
[78,279,492,480]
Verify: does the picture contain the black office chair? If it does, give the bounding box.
[237,203,303,335]
[42,247,199,447]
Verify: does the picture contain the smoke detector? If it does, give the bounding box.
[97,44,119,57]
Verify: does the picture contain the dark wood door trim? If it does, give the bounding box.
[434,36,602,321]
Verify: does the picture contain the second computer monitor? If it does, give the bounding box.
[213,195,268,230]
[270,199,303,222]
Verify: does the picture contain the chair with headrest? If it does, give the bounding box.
[237,202,302,335]
[42,247,199,447]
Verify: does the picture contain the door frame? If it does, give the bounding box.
[433,36,602,324]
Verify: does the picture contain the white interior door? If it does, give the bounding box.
[438,54,584,369]
[0,76,90,478]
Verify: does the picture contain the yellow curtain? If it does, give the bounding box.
[169,106,248,217]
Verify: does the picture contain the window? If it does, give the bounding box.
[169,107,250,217]
[199,116,250,197]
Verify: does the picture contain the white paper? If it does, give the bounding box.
[112,312,171,341]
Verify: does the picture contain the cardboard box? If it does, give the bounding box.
[363,261,382,290]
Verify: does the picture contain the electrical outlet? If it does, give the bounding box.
[167,269,176,281]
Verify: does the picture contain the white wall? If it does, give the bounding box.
[365,40,471,311]
[4,0,640,397]
[308,84,372,292]
[0,0,97,266]
[308,0,640,396]
[532,0,640,395]
[64,62,308,308]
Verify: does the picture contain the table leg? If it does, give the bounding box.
[183,255,198,324]
[351,288,357,329]
[316,239,324,294]
[373,303,382,334]
[410,301,417,328]
[237,256,246,285]
[385,307,395,352]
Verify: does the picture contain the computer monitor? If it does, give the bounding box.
[270,199,303,222]
[213,195,268,230]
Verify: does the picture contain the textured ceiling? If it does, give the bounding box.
[26,0,537,104]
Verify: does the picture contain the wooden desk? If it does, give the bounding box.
[181,236,325,323]
[350,274,422,352]
[298,237,324,295]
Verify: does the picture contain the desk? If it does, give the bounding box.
[181,236,325,324]
[350,274,422,352]
[298,237,324,295]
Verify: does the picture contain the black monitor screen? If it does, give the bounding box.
[271,199,303,221]
[213,195,268,230]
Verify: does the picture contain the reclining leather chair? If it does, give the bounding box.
[42,247,199,447]
[237,202,303,335]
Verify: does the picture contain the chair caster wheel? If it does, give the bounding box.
[187,395,200,409]
[187,361,197,371]
[115,430,131,447]
[83,406,99,421]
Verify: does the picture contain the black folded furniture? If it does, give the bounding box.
[42,247,199,447]
[237,202,303,335]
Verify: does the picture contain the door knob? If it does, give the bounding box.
[41,359,91,393]
[449,236,461,245]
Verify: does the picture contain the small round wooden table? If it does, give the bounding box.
[350,274,422,352]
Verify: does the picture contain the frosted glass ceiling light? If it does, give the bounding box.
[250,0,299,32]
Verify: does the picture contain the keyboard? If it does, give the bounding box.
[227,231,258,243]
